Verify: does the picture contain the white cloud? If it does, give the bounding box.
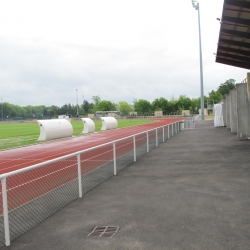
[0,0,248,106]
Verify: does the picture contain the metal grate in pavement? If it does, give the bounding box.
[87,226,119,238]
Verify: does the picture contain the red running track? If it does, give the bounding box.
[0,118,183,175]
[0,118,183,214]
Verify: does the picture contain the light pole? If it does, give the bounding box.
[76,89,78,117]
[191,0,204,120]
[1,98,3,121]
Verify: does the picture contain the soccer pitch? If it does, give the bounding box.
[0,119,155,150]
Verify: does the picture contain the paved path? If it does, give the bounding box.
[2,120,250,250]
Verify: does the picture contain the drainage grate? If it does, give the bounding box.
[87,226,119,238]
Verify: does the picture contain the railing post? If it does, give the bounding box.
[133,136,136,161]
[77,154,82,198]
[163,126,165,142]
[1,178,10,246]
[156,128,158,147]
[172,123,174,136]
[113,142,117,175]
[168,124,169,139]
[147,132,149,152]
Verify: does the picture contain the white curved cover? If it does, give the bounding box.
[81,118,95,133]
[100,117,118,130]
[37,119,73,141]
[214,103,224,127]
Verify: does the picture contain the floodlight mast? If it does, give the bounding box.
[191,0,204,120]
[76,89,78,117]
[192,0,198,10]
[1,98,3,121]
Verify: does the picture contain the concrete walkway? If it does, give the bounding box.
[3,120,250,250]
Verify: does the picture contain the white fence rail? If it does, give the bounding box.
[0,120,190,247]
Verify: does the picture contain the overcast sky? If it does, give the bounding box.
[0,0,247,107]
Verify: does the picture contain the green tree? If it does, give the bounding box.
[176,95,192,112]
[83,100,90,113]
[78,107,86,116]
[208,90,222,104]
[168,97,178,114]
[95,100,116,111]
[134,99,152,115]
[47,105,59,118]
[190,98,199,113]
[58,104,69,116]
[117,101,132,116]
[151,97,171,114]
[217,79,236,97]
[190,96,207,112]
[92,96,101,105]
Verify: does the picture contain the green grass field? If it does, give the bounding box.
[0,119,155,150]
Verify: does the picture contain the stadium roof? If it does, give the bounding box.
[215,0,250,69]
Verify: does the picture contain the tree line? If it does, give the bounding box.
[0,79,236,120]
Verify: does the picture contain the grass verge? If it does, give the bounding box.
[0,119,155,150]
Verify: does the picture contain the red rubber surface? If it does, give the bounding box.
[0,118,182,175]
[0,118,183,214]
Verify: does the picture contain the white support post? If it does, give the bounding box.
[168,124,169,139]
[163,126,165,142]
[156,128,158,147]
[113,142,117,175]
[133,136,136,162]
[77,154,82,198]
[146,132,149,152]
[1,178,10,246]
[177,122,179,133]
[172,123,174,136]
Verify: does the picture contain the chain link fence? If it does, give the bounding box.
[0,121,183,247]
[180,115,199,130]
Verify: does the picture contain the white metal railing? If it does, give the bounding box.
[180,116,198,129]
[0,121,185,247]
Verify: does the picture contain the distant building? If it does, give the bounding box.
[58,115,69,119]
[129,112,137,116]
[95,111,120,117]
[154,111,163,117]
[199,108,208,116]
[181,110,190,116]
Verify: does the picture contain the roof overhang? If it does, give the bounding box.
[215,0,250,69]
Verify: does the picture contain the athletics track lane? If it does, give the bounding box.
[0,118,183,214]
[0,118,183,175]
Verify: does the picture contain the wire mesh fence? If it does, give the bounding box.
[4,156,80,243]
[181,116,197,130]
[0,121,183,247]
